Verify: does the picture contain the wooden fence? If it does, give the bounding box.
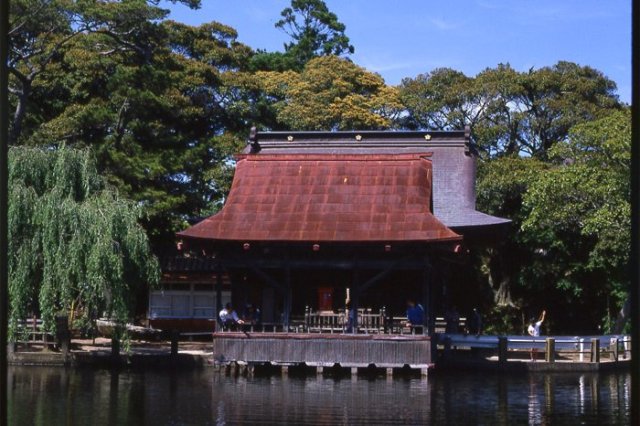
[439,334,631,363]
[14,318,56,349]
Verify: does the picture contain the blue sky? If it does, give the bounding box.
[164,0,632,104]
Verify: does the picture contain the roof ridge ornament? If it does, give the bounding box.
[464,125,472,156]
[248,126,261,153]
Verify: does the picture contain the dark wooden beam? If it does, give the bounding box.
[221,256,430,271]
[246,265,285,293]
[358,259,405,293]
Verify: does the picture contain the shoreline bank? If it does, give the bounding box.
[8,337,631,375]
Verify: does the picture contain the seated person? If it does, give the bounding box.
[219,303,244,331]
[242,303,261,325]
[405,299,425,333]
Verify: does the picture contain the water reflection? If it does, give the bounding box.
[8,367,630,425]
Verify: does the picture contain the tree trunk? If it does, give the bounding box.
[10,82,30,144]
[613,296,630,334]
[487,249,515,307]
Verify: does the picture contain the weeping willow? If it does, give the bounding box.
[8,146,159,338]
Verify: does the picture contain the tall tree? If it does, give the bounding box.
[8,146,159,337]
[250,0,353,72]
[399,62,620,158]
[257,55,402,130]
[401,62,622,324]
[475,156,548,307]
[11,2,253,248]
[521,109,630,332]
[276,0,353,68]
[8,0,201,145]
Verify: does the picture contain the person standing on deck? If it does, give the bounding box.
[405,299,425,333]
[527,310,546,361]
[345,300,356,333]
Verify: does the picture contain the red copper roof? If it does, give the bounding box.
[178,154,461,243]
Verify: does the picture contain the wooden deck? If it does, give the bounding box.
[211,332,432,373]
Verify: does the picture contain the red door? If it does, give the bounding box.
[317,287,334,311]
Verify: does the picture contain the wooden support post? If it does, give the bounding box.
[283,261,291,330]
[422,263,435,335]
[281,365,289,376]
[351,267,360,333]
[215,269,223,331]
[111,336,120,358]
[590,338,600,363]
[498,336,508,363]
[60,336,70,358]
[386,368,393,377]
[316,366,324,375]
[247,365,255,377]
[420,367,428,377]
[55,314,70,357]
[351,367,358,376]
[545,338,555,363]
[610,338,619,362]
[171,330,179,357]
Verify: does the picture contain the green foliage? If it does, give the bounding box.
[477,156,549,223]
[258,56,402,130]
[8,146,160,338]
[275,0,354,70]
[399,62,620,158]
[11,2,250,247]
[482,305,525,336]
[520,110,630,328]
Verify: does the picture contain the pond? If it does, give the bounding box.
[8,366,630,425]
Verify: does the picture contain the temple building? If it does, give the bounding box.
[154,128,509,336]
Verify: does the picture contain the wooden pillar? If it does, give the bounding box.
[422,263,433,335]
[171,330,179,357]
[283,261,291,329]
[545,338,555,363]
[215,268,223,331]
[610,338,619,361]
[498,336,508,363]
[590,338,600,363]
[111,335,120,358]
[351,267,360,333]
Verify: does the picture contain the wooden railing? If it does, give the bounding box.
[215,310,470,335]
[438,334,632,363]
[13,318,56,348]
[304,307,387,334]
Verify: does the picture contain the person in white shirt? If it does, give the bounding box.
[527,310,546,361]
[219,303,244,331]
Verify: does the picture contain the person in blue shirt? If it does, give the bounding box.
[405,299,425,331]
[219,303,244,331]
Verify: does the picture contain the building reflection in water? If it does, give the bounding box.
[7,366,631,425]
